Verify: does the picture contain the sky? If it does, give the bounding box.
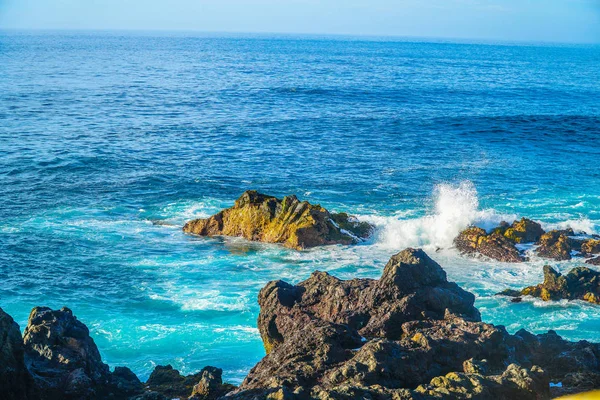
[1,0,599,43]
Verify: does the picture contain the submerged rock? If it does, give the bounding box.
[454,226,524,262]
[498,265,600,304]
[183,191,373,250]
[227,248,600,399]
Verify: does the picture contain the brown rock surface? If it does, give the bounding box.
[498,265,600,304]
[183,191,373,250]
[454,226,525,262]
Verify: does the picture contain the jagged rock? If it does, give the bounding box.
[23,306,112,399]
[189,366,235,399]
[502,218,545,244]
[183,191,373,250]
[225,249,600,399]
[413,364,548,400]
[535,229,580,261]
[581,239,600,256]
[111,366,144,396]
[498,265,600,304]
[22,306,143,400]
[146,365,234,400]
[454,226,524,262]
[0,307,37,400]
[257,248,480,354]
[586,256,600,266]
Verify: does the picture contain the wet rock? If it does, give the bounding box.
[0,307,37,400]
[454,226,524,262]
[581,239,600,256]
[535,229,579,261]
[498,265,600,304]
[503,217,545,244]
[183,191,373,250]
[586,256,600,266]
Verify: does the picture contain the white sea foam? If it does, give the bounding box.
[363,181,516,251]
[546,218,597,234]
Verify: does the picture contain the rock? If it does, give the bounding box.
[535,229,578,261]
[257,248,480,355]
[586,256,600,266]
[0,307,37,400]
[503,218,545,244]
[183,191,373,250]
[454,226,524,262]
[22,306,143,399]
[111,366,144,396]
[225,248,600,399]
[581,239,600,256]
[23,306,111,399]
[146,365,234,399]
[189,366,235,400]
[498,265,600,304]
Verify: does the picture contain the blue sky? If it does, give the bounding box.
[1,0,599,43]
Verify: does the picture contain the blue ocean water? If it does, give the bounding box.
[1,31,600,384]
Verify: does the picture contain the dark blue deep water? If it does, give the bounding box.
[1,31,600,383]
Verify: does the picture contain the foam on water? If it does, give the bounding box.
[363,181,517,252]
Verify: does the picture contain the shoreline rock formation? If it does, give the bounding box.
[183,191,374,250]
[2,249,600,399]
[455,217,600,263]
[498,265,600,304]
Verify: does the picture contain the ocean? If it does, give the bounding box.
[1,31,599,384]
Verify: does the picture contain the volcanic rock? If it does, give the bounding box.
[502,217,545,244]
[183,191,373,250]
[227,248,600,399]
[498,265,600,304]
[535,229,580,261]
[454,226,524,262]
[0,307,37,400]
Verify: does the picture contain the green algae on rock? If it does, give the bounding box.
[498,265,600,305]
[453,226,525,263]
[183,191,374,250]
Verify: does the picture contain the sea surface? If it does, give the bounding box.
[1,31,600,384]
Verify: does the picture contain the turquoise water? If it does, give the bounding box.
[1,31,600,384]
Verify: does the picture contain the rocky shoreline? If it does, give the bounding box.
[454,218,600,264]
[2,248,600,399]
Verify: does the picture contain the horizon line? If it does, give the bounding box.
[1,27,599,46]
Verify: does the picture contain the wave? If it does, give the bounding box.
[363,181,516,251]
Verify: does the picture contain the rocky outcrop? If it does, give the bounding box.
[3,249,600,399]
[183,191,373,250]
[145,365,234,400]
[23,306,143,400]
[498,265,600,304]
[0,308,37,400]
[454,219,600,263]
[587,256,600,266]
[454,226,525,262]
[534,229,578,261]
[226,248,600,399]
[500,218,545,244]
[582,239,600,256]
